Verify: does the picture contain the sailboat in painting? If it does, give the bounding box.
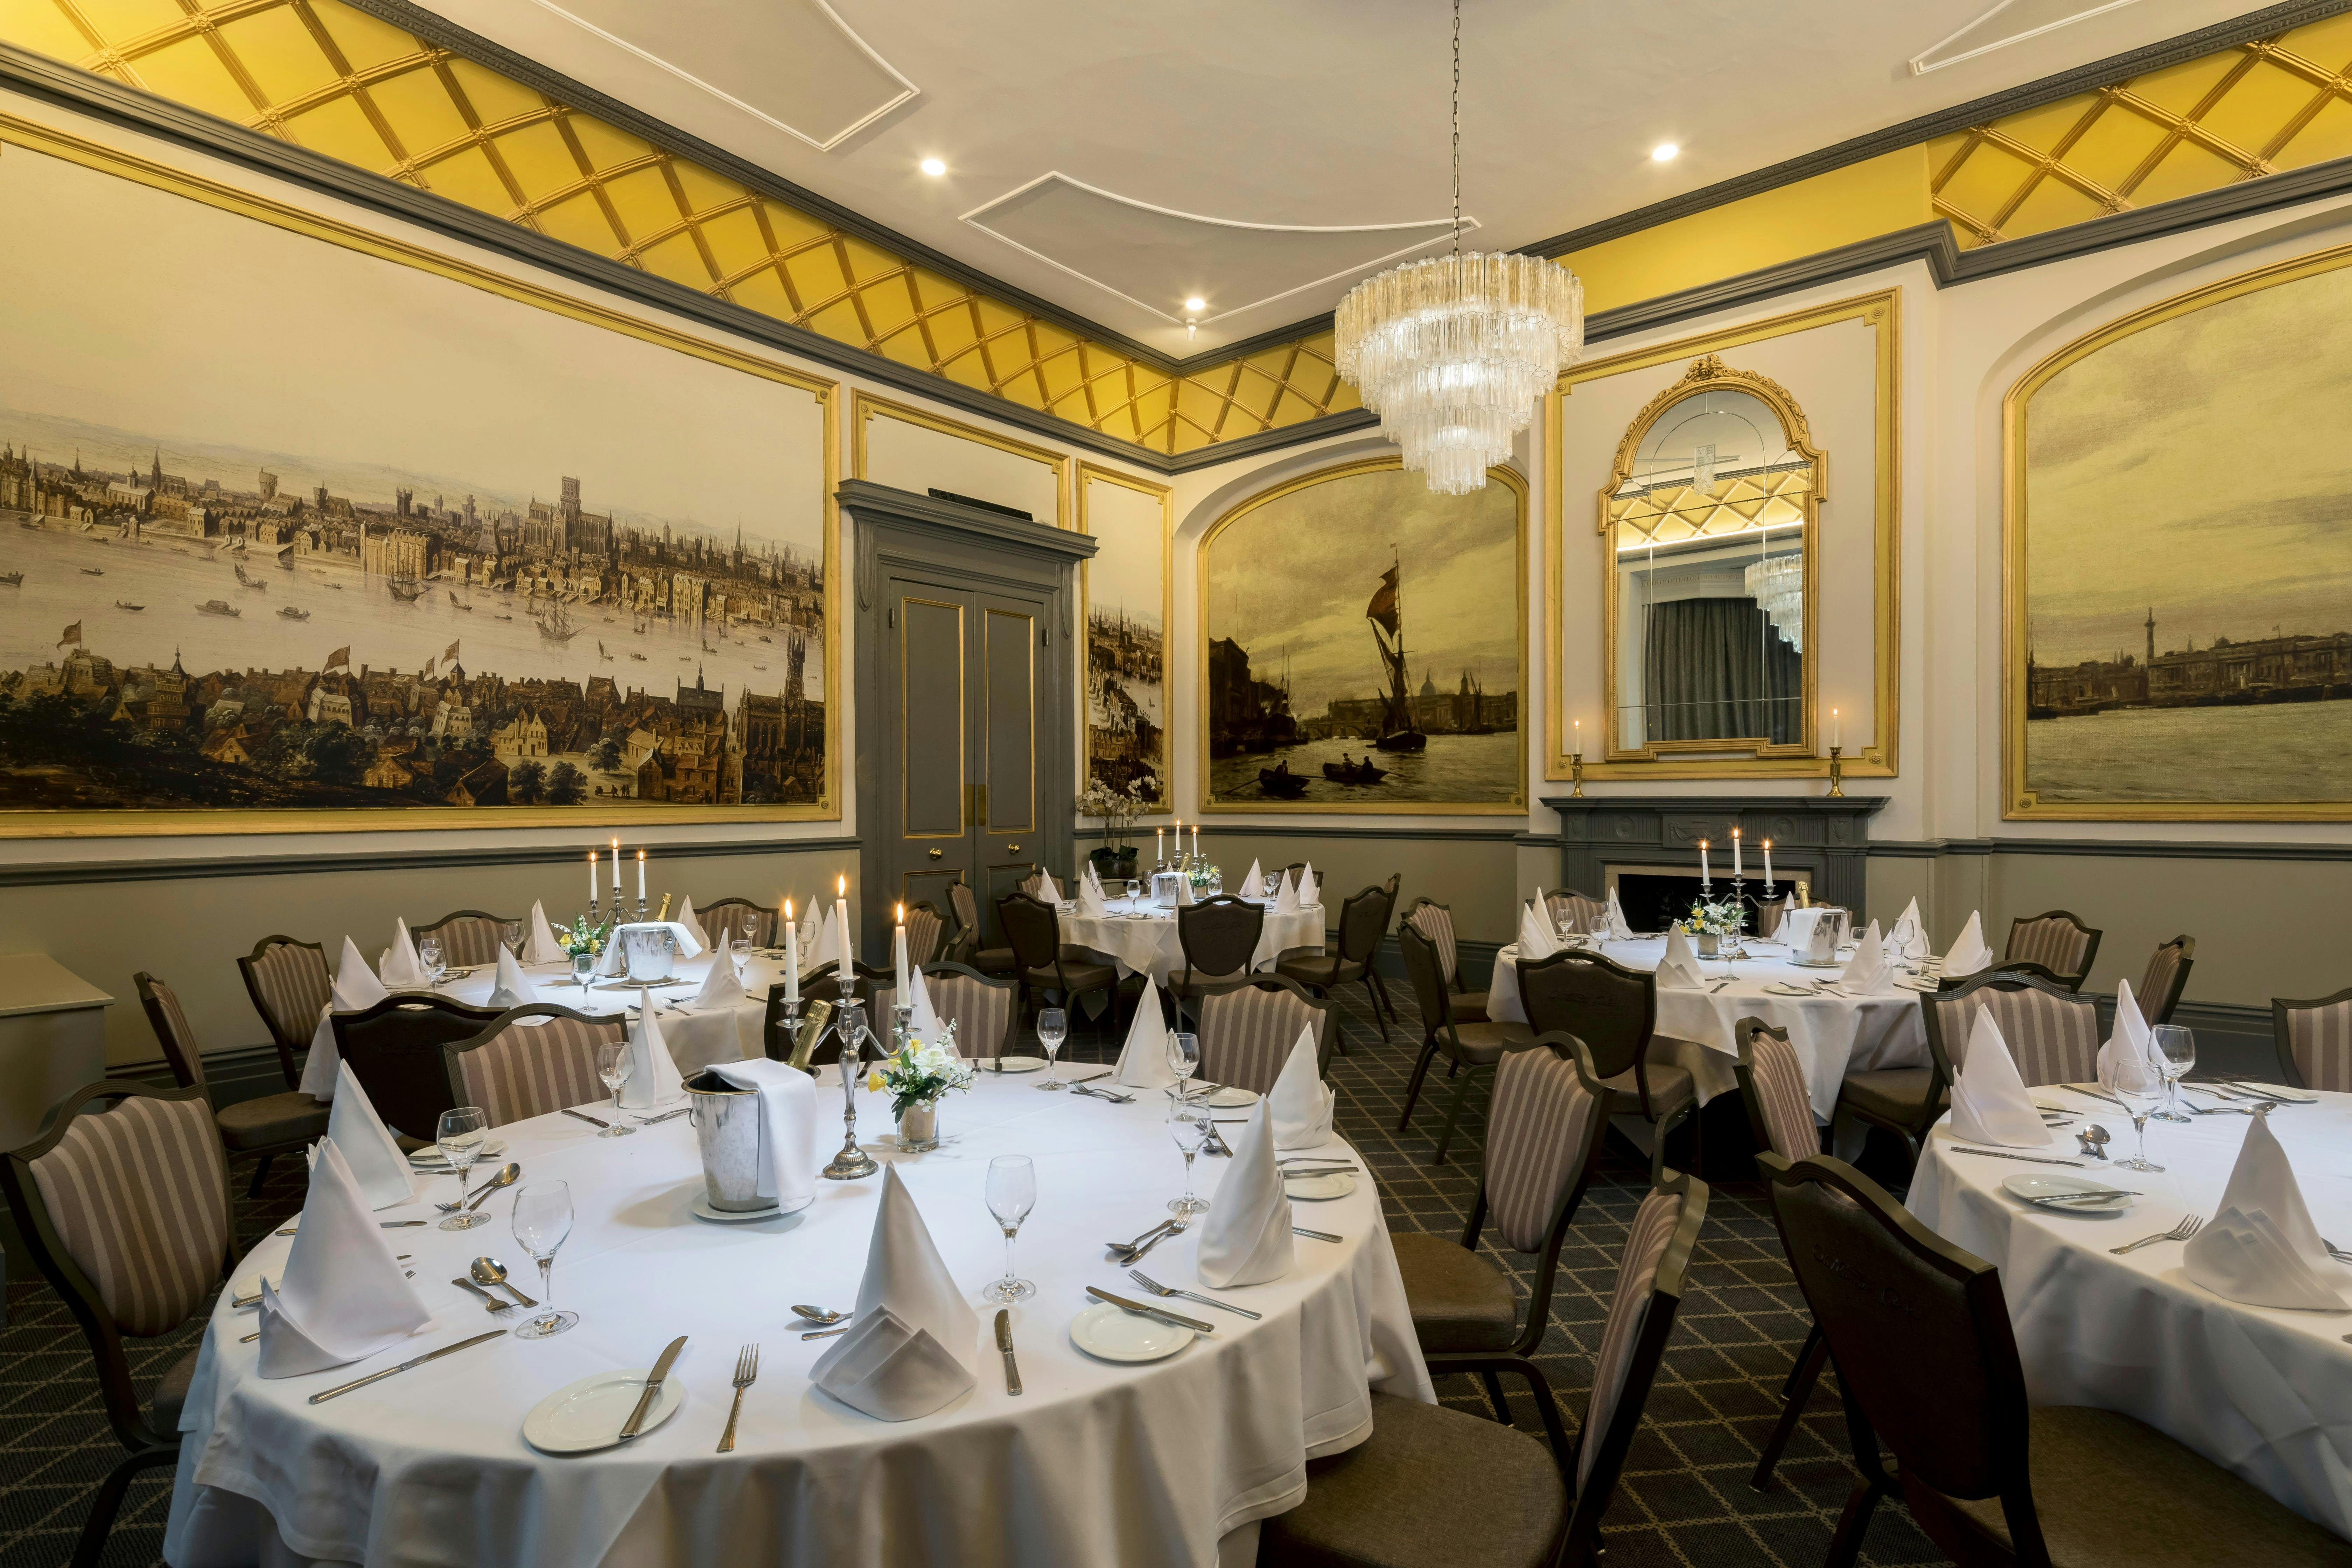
[1365,550,1426,753]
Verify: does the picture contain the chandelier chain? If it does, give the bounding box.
[1450,0,1461,254]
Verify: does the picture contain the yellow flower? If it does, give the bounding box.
[866,1069,884,1092]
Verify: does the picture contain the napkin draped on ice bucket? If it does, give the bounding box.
[691,1062,820,1213]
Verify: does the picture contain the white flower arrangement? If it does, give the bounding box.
[1678,897,1749,938]
[867,1021,976,1118]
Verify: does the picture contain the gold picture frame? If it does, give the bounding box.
[0,112,841,837]
[1548,289,1900,781]
[1076,463,1173,808]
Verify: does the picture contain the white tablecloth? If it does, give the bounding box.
[1907,1088,2352,1538]
[1061,896,1329,983]
[1485,936,1928,1120]
[166,1070,1432,1568]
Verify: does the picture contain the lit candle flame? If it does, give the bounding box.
[783,898,793,920]
[895,901,904,923]
[836,873,846,897]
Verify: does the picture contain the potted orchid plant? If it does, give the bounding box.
[1080,776,1150,882]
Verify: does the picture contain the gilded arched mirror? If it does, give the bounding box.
[1598,355,1821,758]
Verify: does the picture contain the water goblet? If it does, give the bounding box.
[1167,1101,1210,1216]
[501,920,523,956]
[435,1106,490,1230]
[571,950,594,994]
[732,936,752,983]
[2151,1024,2196,1124]
[983,1154,1036,1303]
[594,1042,636,1136]
[1167,1031,1200,1101]
[418,936,446,987]
[1036,1008,1068,1090]
[2098,1052,2166,1172]
[510,1182,579,1338]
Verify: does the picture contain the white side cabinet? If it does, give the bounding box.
[0,954,115,1154]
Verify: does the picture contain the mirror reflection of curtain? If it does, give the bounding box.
[1643,597,1802,742]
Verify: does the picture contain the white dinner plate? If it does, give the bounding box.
[408,1139,509,1169]
[1763,982,1820,996]
[1069,1301,1193,1363]
[229,1267,281,1301]
[522,1368,685,1455]
[1895,978,1939,993]
[2002,1173,2133,1214]
[1284,1172,1357,1202]
[986,1056,1048,1074]
[1787,958,1844,969]
[1205,1086,1260,1109]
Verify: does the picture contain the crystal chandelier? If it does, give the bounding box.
[1333,0,1585,495]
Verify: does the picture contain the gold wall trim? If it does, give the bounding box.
[1549,289,1900,783]
[1196,455,1529,817]
[2002,240,2352,820]
[1074,462,1173,808]
[0,111,842,837]
[849,390,1069,531]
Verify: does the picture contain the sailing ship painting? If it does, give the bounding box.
[1201,458,1525,811]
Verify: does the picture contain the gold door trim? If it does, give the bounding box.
[982,606,1039,833]
[898,593,967,839]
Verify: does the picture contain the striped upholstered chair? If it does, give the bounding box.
[1193,974,1331,1096]
[1404,897,1490,1023]
[443,1006,629,1127]
[698,897,777,950]
[1734,1018,1829,1492]
[1394,922,1537,1164]
[1,1082,233,1568]
[1544,889,1607,937]
[2137,935,2195,1026]
[903,900,947,967]
[236,934,331,1089]
[922,962,1019,1059]
[411,909,519,968]
[2273,986,2352,1092]
[2003,909,2102,992]
[136,971,329,1197]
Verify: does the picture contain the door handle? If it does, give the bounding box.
[1006,845,1021,854]
[928,848,943,860]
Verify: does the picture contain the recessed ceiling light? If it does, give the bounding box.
[1184,296,1207,313]
[919,157,946,177]
[1651,143,1679,162]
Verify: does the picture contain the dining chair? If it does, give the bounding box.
[2137,934,2195,1026]
[1394,1035,1609,1443]
[2003,909,2102,992]
[1394,922,1536,1164]
[919,961,1019,1059]
[902,899,947,966]
[1752,894,1793,940]
[1545,889,1606,936]
[235,934,330,1090]
[0,1082,234,1568]
[1730,1018,1830,1493]
[442,1004,628,1127]
[1517,947,1698,1178]
[135,971,329,1197]
[948,881,1014,976]
[1000,891,1121,1040]
[696,897,777,949]
[410,909,519,968]
[796,960,891,1015]
[1276,880,1396,1042]
[1261,1169,1711,1568]
[1170,895,1267,1020]
[1404,896,1491,1022]
[1759,1151,2344,1568]
[2271,984,2352,1092]
[329,993,505,1142]
[1191,973,1330,1096]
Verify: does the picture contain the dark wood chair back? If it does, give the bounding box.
[133,971,206,1091]
[1175,895,1265,985]
[1396,921,1458,1037]
[237,934,330,1088]
[698,897,777,949]
[1333,881,1392,965]
[1516,947,1654,1082]
[999,891,1063,975]
[2138,934,2195,1025]
[330,993,504,1140]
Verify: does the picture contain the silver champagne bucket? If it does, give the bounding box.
[684,1069,774,1213]
[622,925,674,982]
[1151,870,1184,907]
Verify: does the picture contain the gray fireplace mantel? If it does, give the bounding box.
[1532,794,1892,912]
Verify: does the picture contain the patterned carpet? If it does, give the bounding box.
[0,980,1943,1567]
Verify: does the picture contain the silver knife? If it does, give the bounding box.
[308,1329,506,1404]
[1086,1286,1214,1334]
[1949,1146,2083,1167]
[995,1309,1022,1395]
[562,1108,611,1129]
[1071,1084,1135,1104]
[619,1335,688,1440]
[641,1107,691,1125]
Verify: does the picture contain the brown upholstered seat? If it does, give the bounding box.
[1596,1059,1694,1116]
[149,1348,200,1435]
[1022,958,1118,993]
[137,971,329,1196]
[1393,924,1542,1164]
[1444,1019,1535,1064]
[1276,876,1400,1043]
[1836,1065,1942,1126]
[1390,1233,1520,1353]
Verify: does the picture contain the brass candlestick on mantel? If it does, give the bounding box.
[1826,746,1846,798]
[1569,750,1587,798]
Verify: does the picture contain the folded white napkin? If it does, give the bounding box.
[675,896,710,952]
[1268,1025,1335,1150]
[694,954,747,1009]
[708,1058,821,1210]
[1891,898,1929,960]
[379,918,426,988]
[1944,911,1993,977]
[1243,858,1264,897]
[1176,875,1196,907]
[1946,1008,2049,1148]
[2097,979,2163,1096]
[1605,889,1634,939]
[487,947,541,1010]
[1298,867,1319,906]
[1077,879,1110,919]
[2182,1114,2352,1311]
[906,967,946,1049]
[524,900,565,965]
[1840,924,1890,992]
[333,936,389,1011]
[1196,1100,1294,1289]
[1273,873,1301,915]
[1656,926,1705,989]
[615,997,686,1109]
[326,1061,414,1210]
[810,1166,978,1420]
[258,1139,433,1378]
[1035,870,1063,905]
[1516,901,1558,961]
[1112,977,1175,1089]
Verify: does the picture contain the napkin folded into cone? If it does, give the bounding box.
[614,997,686,1110]
[1242,859,1264,897]
[1839,923,1890,992]
[326,1061,414,1210]
[810,1166,979,1420]
[1297,867,1319,906]
[707,1058,821,1211]
[1273,873,1301,915]
[379,918,428,989]
[1891,897,1929,961]
[1943,912,1994,977]
[1656,926,1706,990]
[2182,1112,2352,1311]
[1176,875,1197,907]
[1196,1100,1294,1289]
[2097,979,2163,1096]
[1605,889,1634,939]
[693,955,747,1009]
[1113,977,1176,1089]
[1516,901,1559,961]
[675,896,711,951]
[487,947,541,1010]
[1268,1025,1335,1150]
[524,900,566,965]
[1077,879,1110,919]
[333,936,391,1011]
[905,967,947,1049]
[1945,1008,2048,1148]
[258,1139,433,1378]
[1035,870,1063,905]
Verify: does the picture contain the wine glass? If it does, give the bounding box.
[2151,1024,2196,1124]
[435,1106,489,1230]
[595,1041,636,1136]
[572,950,594,994]
[2098,1049,2166,1172]
[1167,1101,1210,1216]
[1124,878,1141,908]
[418,936,446,987]
[732,935,752,983]
[983,1154,1036,1303]
[1168,1030,1200,1101]
[501,920,523,956]
[1036,1008,1068,1091]
[509,1182,579,1338]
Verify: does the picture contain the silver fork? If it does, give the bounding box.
[2110,1214,2203,1255]
[1128,1268,1261,1319]
[718,1343,758,1452]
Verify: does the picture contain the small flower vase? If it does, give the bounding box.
[896,1100,939,1152]
[1698,931,1721,959]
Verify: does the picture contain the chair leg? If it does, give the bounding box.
[1433,1060,1482,1166]
[246,1153,274,1199]
[1370,968,1399,1029]
[1750,1324,1829,1491]
[1361,975,1391,1043]
[1397,1039,1440,1132]
[1825,1477,1886,1568]
[72,1446,173,1568]
[1479,1370,1512,1423]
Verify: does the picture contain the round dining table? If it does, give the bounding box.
[1483,934,1931,1121]
[165,1067,1432,1568]
[1059,895,1328,984]
[1907,1086,2352,1539]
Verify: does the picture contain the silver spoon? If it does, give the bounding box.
[791,1304,848,1325]
[460,1162,522,1212]
[470,1256,538,1308]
